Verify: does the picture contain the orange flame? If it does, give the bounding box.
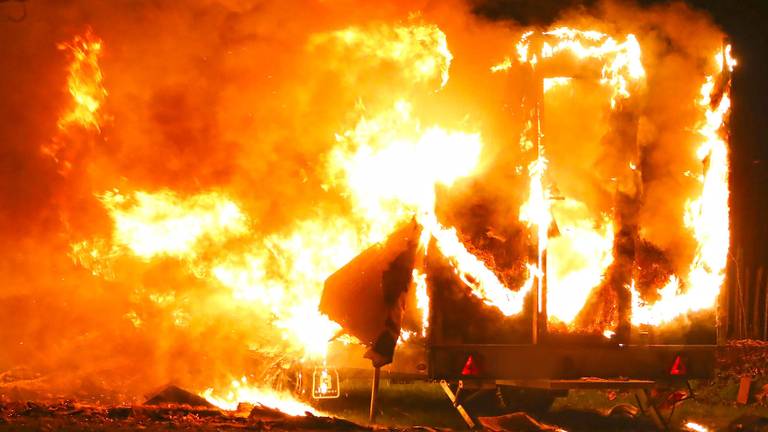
[547,205,614,325]
[99,189,247,260]
[42,28,107,172]
[422,212,535,316]
[311,22,452,88]
[202,376,319,415]
[684,421,709,432]
[631,46,734,326]
[496,28,645,107]
[56,28,107,132]
[541,27,644,107]
[66,19,735,413]
[413,269,429,336]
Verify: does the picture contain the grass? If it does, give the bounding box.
[315,378,465,429]
[313,376,768,430]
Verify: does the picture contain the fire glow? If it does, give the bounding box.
[17,1,733,415]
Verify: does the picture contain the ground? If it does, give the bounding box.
[3,378,768,431]
[3,341,768,431]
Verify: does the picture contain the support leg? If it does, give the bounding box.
[440,380,476,429]
[368,367,381,424]
[635,388,667,431]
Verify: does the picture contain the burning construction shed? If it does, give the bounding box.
[0,0,764,429]
[322,21,733,347]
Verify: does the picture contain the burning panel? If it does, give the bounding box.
[320,221,421,366]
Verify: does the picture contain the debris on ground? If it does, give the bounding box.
[738,377,753,405]
[0,399,373,431]
[478,412,564,431]
[604,403,640,419]
[144,384,215,408]
[718,340,768,381]
[727,414,768,431]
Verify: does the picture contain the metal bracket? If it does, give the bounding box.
[634,388,668,431]
[440,380,476,429]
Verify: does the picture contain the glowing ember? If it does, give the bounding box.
[684,421,709,432]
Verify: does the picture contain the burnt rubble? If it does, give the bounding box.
[0,399,371,431]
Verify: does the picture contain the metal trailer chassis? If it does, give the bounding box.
[430,343,716,430]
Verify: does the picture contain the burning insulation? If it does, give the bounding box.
[0,0,733,414]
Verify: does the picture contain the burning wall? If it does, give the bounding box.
[0,0,731,408]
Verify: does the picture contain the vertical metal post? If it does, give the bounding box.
[608,106,639,346]
[541,249,548,338]
[718,37,731,346]
[530,64,540,345]
[368,366,381,424]
[439,380,475,429]
[532,34,548,343]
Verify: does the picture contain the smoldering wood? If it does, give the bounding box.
[634,240,675,300]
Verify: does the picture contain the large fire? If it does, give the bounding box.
[1,0,734,416]
[55,29,107,132]
[41,28,107,173]
[201,376,319,415]
[631,46,735,326]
